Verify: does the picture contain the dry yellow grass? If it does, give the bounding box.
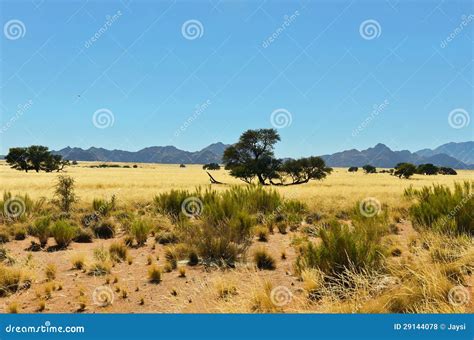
[1,161,473,213]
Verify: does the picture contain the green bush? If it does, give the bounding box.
[32,216,51,247]
[130,219,152,246]
[50,220,77,248]
[73,228,93,243]
[0,265,23,297]
[92,196,115,216]
[295,220,386,276]
[154,189,193,222]
[406,182,473,235]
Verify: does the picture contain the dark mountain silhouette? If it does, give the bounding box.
[320,142,473,169]
[52,142,230,164]
[416,142,474,165]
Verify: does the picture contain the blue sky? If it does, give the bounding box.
[0,0,472,157]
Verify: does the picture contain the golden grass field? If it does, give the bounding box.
[2,161,473,213]
[0,161,473,314]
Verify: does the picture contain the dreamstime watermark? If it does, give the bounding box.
[262,10,300,48]
[270,108,292,129]
[3,19,26,40]
[5,321,85,334]
[448,108,470,129]
[448,285,470,307]
[433,192,473,230]
[359,19,381,40]
[181,197,203,218]
[84,11,122,48]
[359,197,381,217]
[352,99,389,137]
[92,108,115,129]
[0,99,33,134]
[174,99,211,137]
[440,14,474,48]
[181,19,204,40]
[92,285,114,307]
[3,197,26,220]
[270,286,293,307]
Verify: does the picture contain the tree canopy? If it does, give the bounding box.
[5,146,69,173]
[223,129,332,185]
[362,165,376,174]
[394,163,417,179]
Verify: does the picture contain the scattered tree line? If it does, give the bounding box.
[6,146,69,172]
[348,162,458,179]
[223,129,332,185]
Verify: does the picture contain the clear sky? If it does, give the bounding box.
[0,0,472,157]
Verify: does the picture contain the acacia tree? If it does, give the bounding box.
[5,146,68,172]
[223,129,281,185]
[362,164,376,174]
[223,129,332,185]
[394,163,417,179]
[416,163,439,175]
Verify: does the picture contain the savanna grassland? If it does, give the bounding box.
[0,161,473,314]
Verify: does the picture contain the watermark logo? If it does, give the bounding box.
[181,197,203,218]
[4,19,26,40]
[270,108,292,129]
[448,108,470,129]
[262,10,300,48]
[359,197,381,217]
[84,11,122,49]
[0,99,33,134]
[3,197,26,219]
[270,286,292,307]
[92,108,115,129]
[359,19,381,40]
[92,286,114,307]
[352,99,389,137]
[448,285,470,307]
[440,14,474,48]
[174,99,212,137]
[181,19,204,40]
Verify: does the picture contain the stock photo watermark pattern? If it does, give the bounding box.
[448,108,470,129]
[181,197,204,218]
[270,286,293,307]
[92,108,115,129]
[359,19,381,40]
[3,197,26,220]
[3,19,26,40]
[270,108,292,129]
[359,197,381,218]
[181,19,204,40]
[92,286,115,307]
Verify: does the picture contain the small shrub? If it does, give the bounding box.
[14,227,27,240]
[44,263,56,281]
[37,300,46,312]
[109,242,128,262]
[32,216,51,247]
[254,248,276,270]
[0,230,9,244]
[178,267,186,277]
[53,175,77,213]
[276,222,287,234]
[254,226,269,242]
[88,262,111,276]
[155,231,178,245]
[93,220,115,239]
[406,182,473,236]
[73,228,93,243]
[215,279,237,299]
[0,265,23,296]
[187,251,199,266]
[148,265,162,283]
[130,219,151,246]
[295,221,385,276]
[71,254,85,270]
[50,220,77,248]
[7,302,19,313]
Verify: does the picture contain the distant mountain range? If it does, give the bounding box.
[320,142,473,169]
[52,142,230,165]
[3,141,472,169]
